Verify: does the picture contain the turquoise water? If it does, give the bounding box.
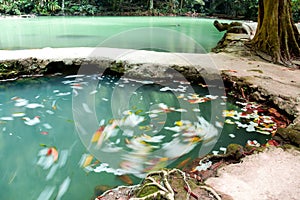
[0,73,273,199]
[0,16,225,52]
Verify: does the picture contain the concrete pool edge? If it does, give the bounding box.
[1,47,299,124]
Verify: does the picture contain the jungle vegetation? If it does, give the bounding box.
[1,0,299,22]
[0,0,265,20]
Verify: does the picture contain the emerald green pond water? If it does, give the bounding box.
[0,16,225,52]
[0,73,274,199]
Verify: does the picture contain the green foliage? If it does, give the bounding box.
[64,3,97,15]
[292,0,300,22]
[207,0,258,19]
[0,0,296,20]
[0,1,21,15]
[79,4,98,15]
[47,1,61,14]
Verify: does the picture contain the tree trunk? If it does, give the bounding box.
[149,0,153,10]
[169,0,174,12]
[62,0,65,14]
[180,0,184,10]
[251,0,300,65]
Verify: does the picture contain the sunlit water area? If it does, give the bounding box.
[0,73,276,199]
[0,16,226,52]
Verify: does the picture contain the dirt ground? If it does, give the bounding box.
[206,147,300,200]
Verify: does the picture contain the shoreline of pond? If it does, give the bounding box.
[1,47,299,123]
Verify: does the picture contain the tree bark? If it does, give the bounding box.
[149,0,153,10]
[180,0,184,10]
[251,0,300,65]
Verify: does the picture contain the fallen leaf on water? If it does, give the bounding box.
[23,116,41,126]
[188,97,210,104]
[139,125,152,131]
[134,109,143,115]
[175,120,183,126]
[225,119,235,124]
[43,123,52,129]
[117,175,133,185]
[37,186,55,200]
[47,147,58,162]
[246,140,260,147]
[26,103,44,109]
[176,157,191,168]
[56,177,71,200]
[82,154,94,168]
[0,117,14,121]
[198,83,208,87]
[14,98,29,107]
[177,94,185,98]
[12,112,26,117]
[265,139,279,147]
[125,138,131,144]
[188,136,202,143]
[223,110,237,118]
[91,126,104,143]
[268,108,281,118]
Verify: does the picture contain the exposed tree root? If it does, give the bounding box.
[199,185,222,200]
[96,169,225,200]
[131,169,222,200]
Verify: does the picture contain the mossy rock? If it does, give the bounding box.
[225,143,245,160]
[135,177,160,198]
[110,61,125,74]
[136,185,161,198]
[276,124,300,147]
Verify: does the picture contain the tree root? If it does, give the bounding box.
[199,185,222,200]
[131,169,222,200]
[97,169,223,200]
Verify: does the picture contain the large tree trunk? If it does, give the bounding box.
[251,0,300,65]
